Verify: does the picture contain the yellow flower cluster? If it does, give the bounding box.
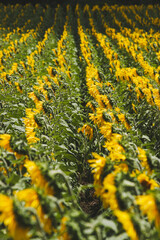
[58,216,71,240]
[24,159,54,195]
[92,8,160,110]
[0,157,55,238]
[77,4,160,239]
[78,124,93,140]
[115,210,138,240]
[0,194,30,240]
[20,7,61,146]
[15,188,52,233]
[104,5,160,63]
[88,152,106,191]
[136,194,160,227]
[52,5,73,82]
[23,108,40,144]
[76,7,139,239]
[0,134,23,159]
[137,147,151,173]
[1,2,160,239]
[0,6,62,237]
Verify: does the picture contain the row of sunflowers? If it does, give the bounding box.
[0,2,160,240]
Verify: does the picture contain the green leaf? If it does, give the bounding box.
[107,233,128,240]
[101,219,117,232]
[6,173,20,186]
[141,135,151,142]
[0,230,10,240]
[12,125,25,132]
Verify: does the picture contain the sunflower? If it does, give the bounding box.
[0,194,29,240]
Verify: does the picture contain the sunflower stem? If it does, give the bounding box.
[0,157,10,177]
[25,207,47,240]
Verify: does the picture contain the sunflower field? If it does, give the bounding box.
[0,2,160,240]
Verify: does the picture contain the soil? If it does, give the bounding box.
[79,187,102,217]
